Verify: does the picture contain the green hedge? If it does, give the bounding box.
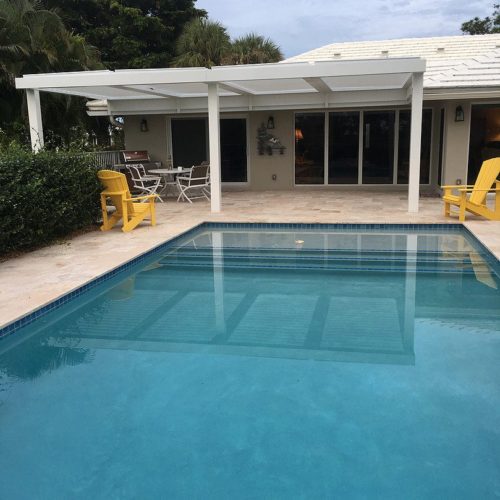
[0,146,102,255]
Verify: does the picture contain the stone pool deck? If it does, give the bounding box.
[1,190,499,330]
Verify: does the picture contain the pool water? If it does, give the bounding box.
[1,225,499,499]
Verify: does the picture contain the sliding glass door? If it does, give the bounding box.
[362,111,395,184]
[171,118,207,168]
[220,118,247,183]
[328,112,360,184]
[309,109,433,186]
[467,104,500,184]
[295,113,325,184]
[397,109,433,184]
[172,117,248,183]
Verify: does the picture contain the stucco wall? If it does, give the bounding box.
[124,115,168,165]
[248,111,295,190]
[441,101,471,186]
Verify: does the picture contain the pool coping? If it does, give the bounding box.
[0,222,498,339]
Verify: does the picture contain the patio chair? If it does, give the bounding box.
[97,170,157,232]
[177,163,210,203]
[126,164,163,202]
[442,157,500,221]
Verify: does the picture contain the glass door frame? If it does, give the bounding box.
[167,113,250,186]
[293,108,433,187]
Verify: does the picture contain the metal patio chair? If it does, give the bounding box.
[126,164,164,203]
[176,164,210,203]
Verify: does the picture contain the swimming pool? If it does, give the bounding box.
[1,223,499,498]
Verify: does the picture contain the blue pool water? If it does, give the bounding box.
[0,224,499,499]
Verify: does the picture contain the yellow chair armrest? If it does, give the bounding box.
[456,187,500,192]
[124,194,159,201]
[441,184,476,189]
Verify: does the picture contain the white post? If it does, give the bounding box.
[26,89,44,152]
[408,73,424,213]
[403,234,417,354]
[208,83,221,213]
[212,231,225,332]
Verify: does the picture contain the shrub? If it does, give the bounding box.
[0,145,102,255]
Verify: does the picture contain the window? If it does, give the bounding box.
[295,113,325,184]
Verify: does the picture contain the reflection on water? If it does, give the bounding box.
[2,229,498,379]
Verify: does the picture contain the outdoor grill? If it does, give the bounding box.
[120,150,161,170]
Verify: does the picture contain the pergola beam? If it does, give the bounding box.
[217,82,255,95]
[304,77,332,93]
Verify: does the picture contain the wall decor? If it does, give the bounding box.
[257,123,285,155]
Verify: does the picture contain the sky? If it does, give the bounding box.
[196,0,493,58]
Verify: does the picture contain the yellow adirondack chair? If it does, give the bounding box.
[97,170,157,232]
[442,157,500,221]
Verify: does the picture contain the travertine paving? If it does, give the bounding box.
[1,190,498,329]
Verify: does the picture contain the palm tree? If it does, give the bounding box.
[0,0,102,144]
[225,33,283,65]
[173,17,230,68]
[0,0,66,82]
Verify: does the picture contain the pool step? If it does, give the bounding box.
[157,247,487,274]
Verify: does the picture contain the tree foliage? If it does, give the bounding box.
[461,4,500,34]
[173,20,283,67]
[224,33,283,65]
[0,0,105,144]
[45,0,206,69]
[173,17,231,67]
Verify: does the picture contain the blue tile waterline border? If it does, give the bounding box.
[0,222,497,340]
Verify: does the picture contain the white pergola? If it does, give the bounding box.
[16,58,426,213]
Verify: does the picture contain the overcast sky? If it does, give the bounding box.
[196,0,492,57]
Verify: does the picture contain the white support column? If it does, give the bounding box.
[212,231,225,333]
[26,89,44,152]
[408,73,424,213]
[208,83,221,213]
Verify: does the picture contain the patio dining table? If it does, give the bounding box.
[149,167,192,200]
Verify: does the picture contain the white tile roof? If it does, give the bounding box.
[285,35,500,89]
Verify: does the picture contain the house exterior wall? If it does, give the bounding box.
[248,111,295,190]
[124,115,168,165]
[121,100,488,191]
